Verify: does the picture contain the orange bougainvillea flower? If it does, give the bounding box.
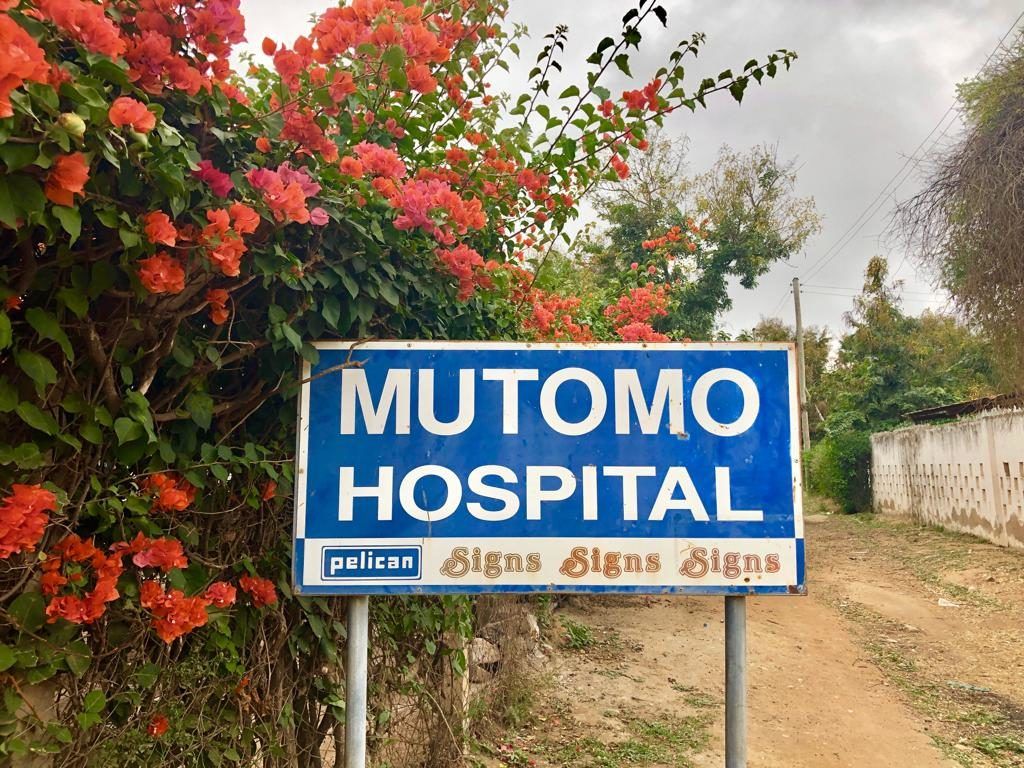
[0,484,57,560]
[44,152,89,206]
[204,581,237,608]
[255,136,271,152]
[42,534,124,624]
[123,532,188,572]
[108,96,156,133]
[239,574,277,608]
[206,288,229,325]
[139,579,211,643]
[137,252,185,294]
[141,472,196,511]
[147,713,169,738]
[142,211,177,246]
[261,480,277,501]
[0,15,51,118]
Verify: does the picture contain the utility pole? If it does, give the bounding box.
[792,277,811,450]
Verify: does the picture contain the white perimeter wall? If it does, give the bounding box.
[871,409,1024,549]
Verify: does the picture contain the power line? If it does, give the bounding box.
[798,10,1024,285]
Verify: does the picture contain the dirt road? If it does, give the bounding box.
[484,510,1024,768]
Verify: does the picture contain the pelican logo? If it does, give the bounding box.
[321,546,421,580]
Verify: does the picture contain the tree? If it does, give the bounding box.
[582,134,821,338]
[897,31,1024,383]
[807,257,999,511]
[0,0,798,762]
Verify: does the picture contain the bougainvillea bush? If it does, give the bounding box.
[0,0,793,763]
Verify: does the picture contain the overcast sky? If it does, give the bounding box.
[239,0,1020,337]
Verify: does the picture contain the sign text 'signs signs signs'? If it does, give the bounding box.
[294,342,805,595]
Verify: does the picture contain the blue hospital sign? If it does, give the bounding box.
[293,341,805,595]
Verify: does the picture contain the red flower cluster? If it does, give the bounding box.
[140,579,210,643]
[239,574,277,608]
[436,244,495,300]
[622,78,662,112]
[44,153,89,207]
[642,222,702,254]
[147,713,169,738]
[206,288,230,325]
[0,484,57,559]
[603,282,671,342]
[351,142,407,180]
[42,535,124,624]
[35,0,126,59]
[143,211,177,247]
[193,159,234,198]
[108,96,156,133]
[204,581,237,608]
[0,15,50,118]
[616,321,669,342]
[117,532,188,572]
[141,472,196,512]
[246,164,319,225]
[138,252,186,294]
[388,178,486,246]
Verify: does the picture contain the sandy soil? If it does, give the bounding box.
[484,511,1024,768]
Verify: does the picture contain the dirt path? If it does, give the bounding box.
[483,511,1024,768]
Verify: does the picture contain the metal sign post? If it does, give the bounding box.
[345,596,369,768]
[725,595,747,768]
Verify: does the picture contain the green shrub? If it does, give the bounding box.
[805,430,873,512]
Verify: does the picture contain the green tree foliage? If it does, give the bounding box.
[582,133,821,338]
[807,257,999,511]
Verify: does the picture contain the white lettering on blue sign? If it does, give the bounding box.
[294,341,805,595]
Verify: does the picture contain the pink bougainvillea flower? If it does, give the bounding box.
[309,207,328,226]
[193,159,234,197]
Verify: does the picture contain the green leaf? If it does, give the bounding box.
[26,307,74,362]
[322,295,341,328]
[0,377,16,412]
[83,690,105,713]
[79,421,102,444]
[0,313,10,351]
[52,206,81,245]
[0,143,37,172]
[0,177,18,228]
[0,645,15,672]
[64,641,91,677]
[16,349,58,388]
[558,85,580,99]
[16,402,59,435]
[186,391,214,430]
[113,417,144,444]
[57,287,88,318]
[614,54,631,77]
[9,591,45,632]
[133,663,160,689]
[382,44,405,71]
